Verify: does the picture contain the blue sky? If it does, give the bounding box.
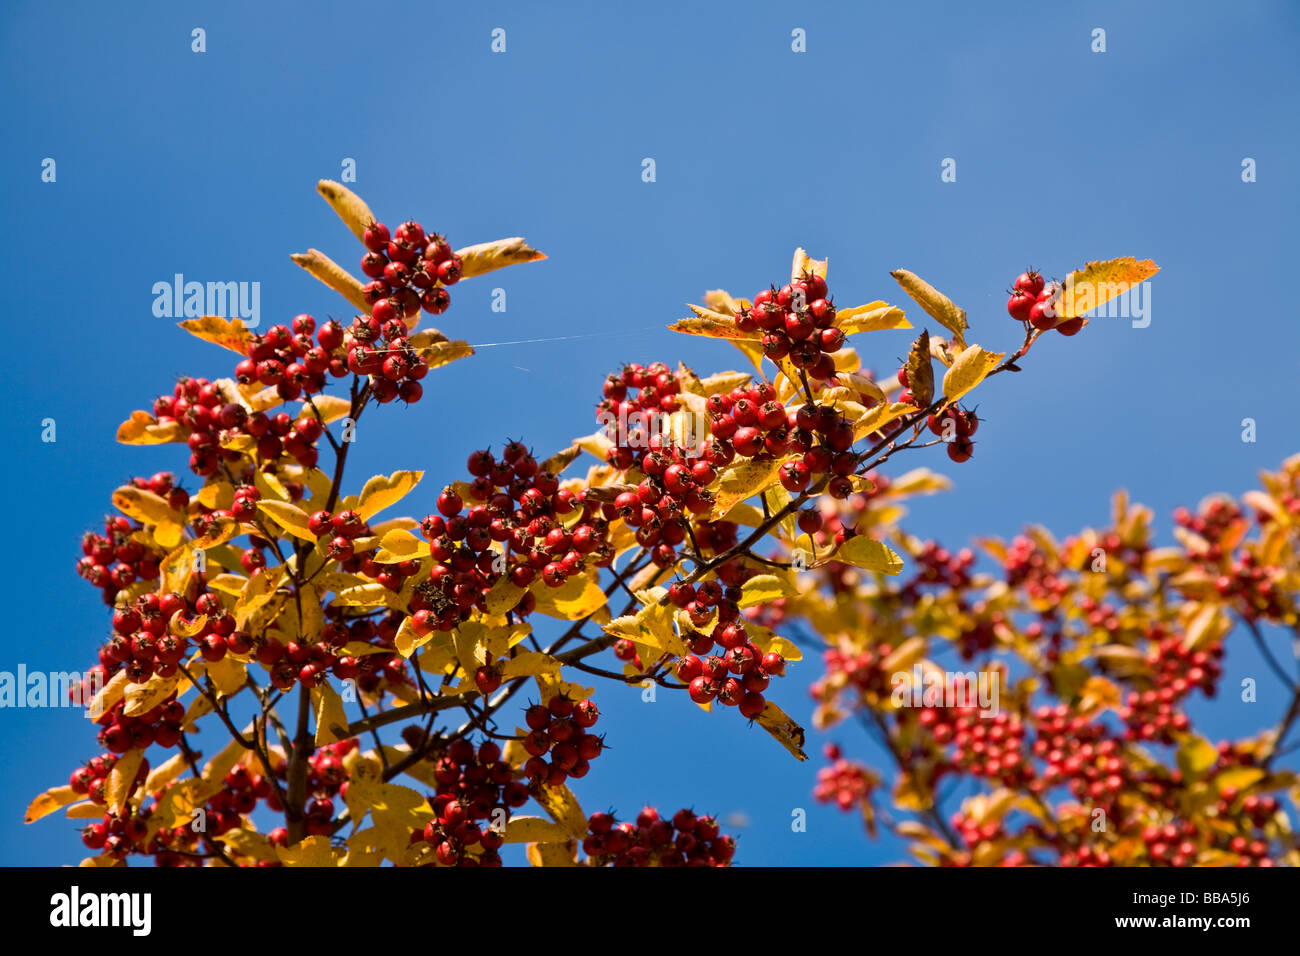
[2,0,1298,866]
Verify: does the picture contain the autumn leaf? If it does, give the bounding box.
[941,344,1004,405]
[710,458,784,520]
[290,249,370,312]
[891,269,967,342]
[456,237,547,279]
[790,247,827,281]
[738,573,797,607]
[257,500,316,540]
[178,315,255,354]
[531,572,607,621]
[532,783,588,838]
[1057,257,1159,320]
[833,536,904,574]
[356,471,423,521]
[116,410,185,445]
[276,835,343,867]
[668,306,759,341]
[317,179,375,242]
[503,816,573,844]
[106,749,144,813]
[25,785,81,824]
[409,332,474,369]
[1176,736,1219,781]
[755,701,807,760]
[312,684,349,746]
[836,302,911,336]
[904,330,934,406]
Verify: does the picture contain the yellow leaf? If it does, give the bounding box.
[373,528,430,564]
[504,815,573,844]
[1176,736,1219,780]
[790,247,828,281]
[291,249,370,312]
[853,401,917,443]
[531,572,607,621]
[668,306,760,341]
[316,179,375,242]
[123,671,180,717]
[65,801,107,819]
[413,336,474,370]
[500,651,562,680]
[527,841,578,867]
[312,684,349,746]
[25,785,81,823]
[88,670,129,721]
[276,835,343,867]
[739,573,796,607]
[257,499,316,540]
[485,575,527,616]
[143,753,189,793]
[111,487,186,549]
[533,783,588,838]
[301,393,352,425]
[1057,257,1159,320]
[602,601,682,655]
[837,302,911,335]
[881,636,927,672]
[1214,767,1265,794]
[106,749,144,813]
[455,237,547,279]
[710,458,784,520]
[215,826,279,863]
[453,620,489,673]
[177,315,255,354]
[890,269,967,341]
[207,656,247,698]
[755,701,807,760]
[357,471,423,521]
[116,410,186,445]
[834,536,904,574]
[941,345,1004,405]
[1183,603,1229,651]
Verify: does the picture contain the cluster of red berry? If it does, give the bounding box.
[925,707,1032,788]
[78,511,164,605]
[582,806,734,866]
[734,273,845,381]
[1118,628,1221,744]
[520,696,604,787]
[360,220,461,321]
[411,737,531,867]
[1005,269,1083,335]
[95,698,186,756]
[234,314,335,404]
[711,384,862,500]
[1030,706,1130,812]
[813,743,876,813]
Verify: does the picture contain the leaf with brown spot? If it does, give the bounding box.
[316,179,376,242]
[904,330,934,406]
[755,701,807,760]
[25,785,81,824]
